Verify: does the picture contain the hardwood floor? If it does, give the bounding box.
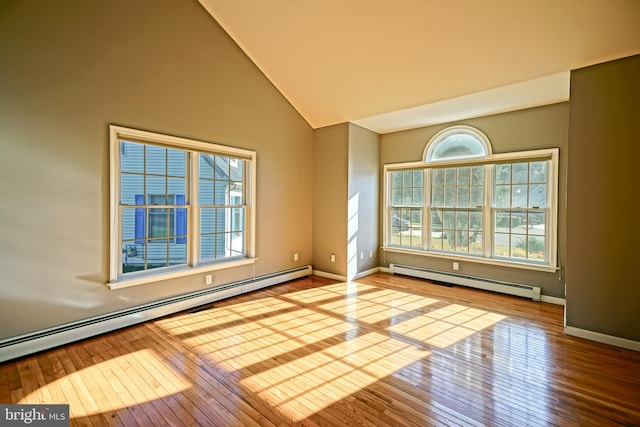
[2,272,640,426]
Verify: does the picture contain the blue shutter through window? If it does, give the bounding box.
[135,194,145,244]
[176,194,186,244]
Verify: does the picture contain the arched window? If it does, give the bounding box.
[384,124,559,273]
[424,125,491,163]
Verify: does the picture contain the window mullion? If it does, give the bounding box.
[385,169,392,246]
[484,164,493,259]
[545,207,551,265]
[243,161,249,256]
[190,152,199,267]
[117,205,124,277]
[423,168,429,251]
[387,205,393,246]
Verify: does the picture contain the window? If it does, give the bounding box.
[110,126,256,288]
[389,169,423,248]
[493,161,548,262]
[198,153,245,262]
[429,165,485,255]
[384,125,558,272]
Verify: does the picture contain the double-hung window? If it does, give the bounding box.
[429,165,485,255]
[383,125,558,272]
[109,125,256,288]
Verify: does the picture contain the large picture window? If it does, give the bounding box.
[384,125,558,272]
[110,126,256,288]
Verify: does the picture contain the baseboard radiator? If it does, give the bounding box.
[0,265,312,363]
[389,264,541,301]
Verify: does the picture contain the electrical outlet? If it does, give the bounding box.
[369,250,373,258]
[360,252,364,260]
[330,254,336,263]
[205,274,212,285]
[293,253,299,262]
[452,262,459,271]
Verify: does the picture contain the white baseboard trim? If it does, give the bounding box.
[313,267,380,282]
[379,266,391,273]
[352,267,380,280]
[312,270,347,281]
[0,266,312,363]
[565,326,640,352]
[541,295,565,306]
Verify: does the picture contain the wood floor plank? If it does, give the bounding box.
[2,272,640,426]
[102,328,200,427]
[144,321,283,427]
[86,337,160,427]
[46,349,97,427]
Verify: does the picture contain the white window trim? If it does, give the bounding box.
[382,148,559,272]
[108,125,257,289]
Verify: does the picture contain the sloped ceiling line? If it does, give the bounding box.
[198,0,640,132]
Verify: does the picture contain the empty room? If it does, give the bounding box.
[1,1,639,425]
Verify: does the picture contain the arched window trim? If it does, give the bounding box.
[423,125,493,163]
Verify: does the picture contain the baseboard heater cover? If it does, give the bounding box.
[0,265,312,363]
[389,264,541,301]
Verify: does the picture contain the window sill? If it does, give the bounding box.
[382,246,559,273]
[108,257,257,290]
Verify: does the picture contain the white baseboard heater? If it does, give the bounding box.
[389,264,541,301]
[0,265,312,363]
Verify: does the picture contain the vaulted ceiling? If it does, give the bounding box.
[198,0,640,133]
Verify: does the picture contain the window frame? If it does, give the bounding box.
[109,125,257,289]
[383,146,559,273]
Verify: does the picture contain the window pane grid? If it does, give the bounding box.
[390,207,422,248]
[119,142,188,274]
[493,160,548,262]
[431,166,485,208]
[493,209,547,261]
[389,169,424,249]
[118,140,248,278]
[198,154,247,263]
[430,208,483,254]
[121,205,189,273]
[196,202,243,258]
[390,169,424,207]
[494,161,547,209]
[430,166,484,255]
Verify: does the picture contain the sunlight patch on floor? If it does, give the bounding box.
[157,298,298,336]
[18,349,191,418]
[239,331,430,422]
[318,290,441,323]
[182,307,357,371]
[387,305,506,348]
[153,280,508,422]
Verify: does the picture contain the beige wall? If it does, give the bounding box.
[379,103,569,298]
[312,123,349,276]
[348,124,380,278]
[0,0,313,339]
[312,123,380,279]
[566,55,640,341]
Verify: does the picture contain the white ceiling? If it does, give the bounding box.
[198,0,640,133]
